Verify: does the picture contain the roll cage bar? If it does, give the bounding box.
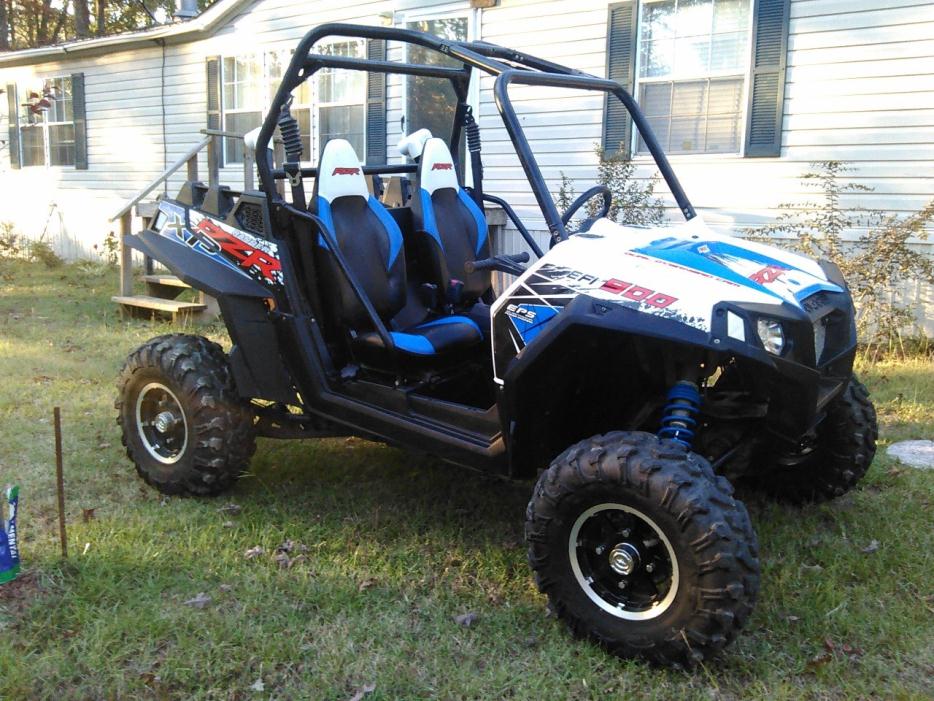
[255,23,697,243]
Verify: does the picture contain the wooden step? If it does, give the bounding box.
[143,274,190,289]
[112,295,206,319]
[136,201,158,219]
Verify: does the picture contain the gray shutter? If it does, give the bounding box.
[206,56,224,168]
[6,84,19,170]
[602,1,637,158]
[744,0,791,157]
[365,38,387,165]
[71,73,88,170]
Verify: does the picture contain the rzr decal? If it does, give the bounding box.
[749,265,786,285]
[332,167,360,176]
[431,162,453,171]
[191,217,283,286]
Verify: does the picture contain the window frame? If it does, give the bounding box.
[16,75,76,169]
[396,4,480,179]
[221,54,263,165]
[219,45,369,167]
[312,38,368,161]
[631,0,755,158]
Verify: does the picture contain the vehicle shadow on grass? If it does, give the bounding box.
[230,436,534,553]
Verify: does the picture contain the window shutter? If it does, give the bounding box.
[744,0,791,157]
[6,84,19,170]
[365,39,387,165]
[206,56,224,168]
[602,1,637,158]
[71,73,88,170]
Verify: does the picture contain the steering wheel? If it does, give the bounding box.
[560,185,612,232]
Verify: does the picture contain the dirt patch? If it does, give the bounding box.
[0,569,42,607]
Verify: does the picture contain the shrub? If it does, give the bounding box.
[0,221,64,268]
[556,145,665,232]
[744,161,934,350]
[29,239,64,269]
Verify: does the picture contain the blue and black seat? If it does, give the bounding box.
[312,139,482,366]
[411,138,493,310]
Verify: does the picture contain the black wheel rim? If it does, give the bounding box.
[568,503,679,620]
[135,382,188,465]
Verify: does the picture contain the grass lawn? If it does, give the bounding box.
[0,259,932,700]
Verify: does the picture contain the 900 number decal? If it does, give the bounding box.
[599,278,678,309]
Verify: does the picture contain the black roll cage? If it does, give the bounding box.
[255,23,697,243]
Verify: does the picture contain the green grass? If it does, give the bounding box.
[0,259,932,700]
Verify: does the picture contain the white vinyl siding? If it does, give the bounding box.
[0,0,929,328]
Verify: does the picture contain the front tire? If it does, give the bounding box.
[526,432,759,667]
[746,377,878,503]
[116,334,256,496]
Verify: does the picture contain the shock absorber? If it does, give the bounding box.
[277,97,305,208]
[278,98,303,164]
[658,381,701,450]
[463,106,483,206]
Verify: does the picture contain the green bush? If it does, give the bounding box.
[744,161,934,351]
[0,221,64,268]
[556,145,665,231]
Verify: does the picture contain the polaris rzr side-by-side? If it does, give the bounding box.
[115,24,877,666]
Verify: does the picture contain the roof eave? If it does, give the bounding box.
[0,0,251,68]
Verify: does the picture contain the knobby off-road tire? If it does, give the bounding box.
[526,431,759,667]
[747,377,878,503]
[116,334,256,496]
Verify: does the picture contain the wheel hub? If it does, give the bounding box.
[135,382,188,465]
[568,503,679,621]
[608,542,640,576]
[153,411,179,434]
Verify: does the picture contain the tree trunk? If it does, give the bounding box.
[0,0,9,51]
[95,0,105,36]
[74,0,89,38]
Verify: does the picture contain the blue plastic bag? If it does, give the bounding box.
[0,486,20,584]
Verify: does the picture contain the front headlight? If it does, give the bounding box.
[757,318,785,355]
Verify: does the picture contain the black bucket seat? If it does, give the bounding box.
[312,139,482,364]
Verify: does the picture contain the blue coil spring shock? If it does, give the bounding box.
[658,381,701,449]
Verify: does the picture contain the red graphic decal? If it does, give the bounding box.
[599,278,677,309]
[331,167,360,176]
[646,293,676,309]
[431,162,453,171]
[193,219,281,283]
[750,265,785,285]
[623,285,652,302]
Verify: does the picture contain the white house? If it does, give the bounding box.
[0,0,932,264]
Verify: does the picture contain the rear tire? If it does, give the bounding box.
[116,334,255,496]
[745,377,878,503]
[526,431,759,667]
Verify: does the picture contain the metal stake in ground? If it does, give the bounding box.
[53,407,67,558]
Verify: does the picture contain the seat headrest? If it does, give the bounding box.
[418,138,459,195]
[317,139,368,203]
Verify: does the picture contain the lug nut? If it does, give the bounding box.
[618,580,627,589]
[621,529,631,537]
[645,563,654,573]
[595,545,605,555]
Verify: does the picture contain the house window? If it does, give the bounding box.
[316,40,367,157]
[222,56,262,164]
[17,76,75,167]
[267,51,313,159]
[636,0,751,154]
[404,16,469,140]
[219,48,365,165]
